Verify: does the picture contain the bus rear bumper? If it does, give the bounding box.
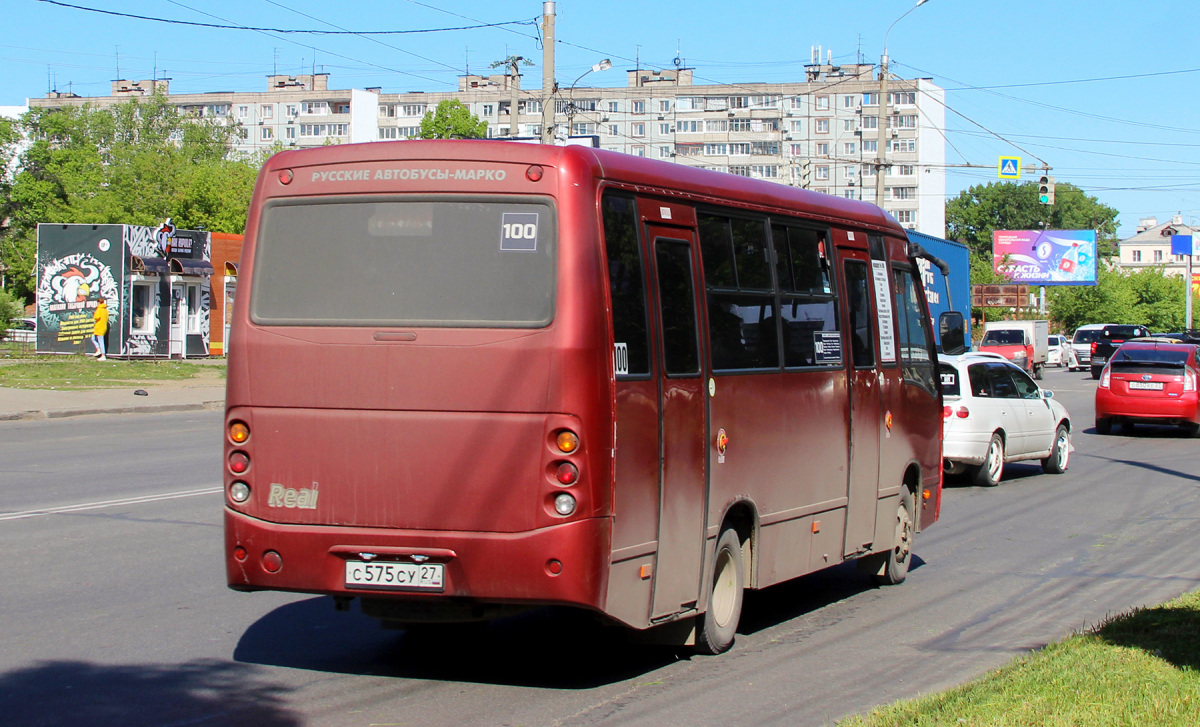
[225,508,611,614]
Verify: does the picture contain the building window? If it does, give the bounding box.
[130,282,154,334]
[706,119,728,132]
[750,165,778,178]
[890,91,916,105]
[844,142,857,155]
[236,105,249,118]
[861,116,878,130]
[1132,250,1142,262]
[843,190,859,200]
[607,124,619,136]
[815,119,829,134]
[571,122,596,135]
[729,96,749,109]
[260,127,274,141]
[845,165,857,179]
[608,101,619,112]
[658,146,672,159]
[897,165,915,176]
[863,92,878,106]
[1154,249,1164,262]
[205,104,230,117]
[285,126,296,139]
[895,210,914,224]
[299,123,348,137]
[729,143,751,156]
[751,141,779,155]
[632,122,645,137]
[285,104,298,117]
[889,115,918,129]
[843,119,856,132]
[863,140,878,153]
[659,123,671,135]
[300,101,328,115]
[400,104,426,116]
[659,100,671,112]
[790,120,803,133]
[335,103,350,114]
[260,104,274,119]
[728,165,751,176]
[889,139,916,153]
[519,100,541,114]
[887,187,916,200]
[704,143,728,156]
[789,144,804,156]
[482,104,494,116]
[815,142,829,156]
[631,100,645,114]
[843,95,857,108]
[677,143,702,156]
[632,146,646,157]
[815,166,830,181]
[677,120,703,133]
[815,96,830,111]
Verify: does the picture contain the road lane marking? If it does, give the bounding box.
[0,486,222,522]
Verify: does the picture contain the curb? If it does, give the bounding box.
[0,400,224,422]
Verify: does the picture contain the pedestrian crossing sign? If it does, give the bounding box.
[998,156,1021,179]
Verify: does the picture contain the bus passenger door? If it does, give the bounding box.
[840,252,882,556]
[646,228,709,620]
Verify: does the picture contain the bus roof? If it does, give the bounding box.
[260,139,906,237]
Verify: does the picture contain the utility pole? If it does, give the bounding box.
[875,57,888,207]
[540,2,556,144]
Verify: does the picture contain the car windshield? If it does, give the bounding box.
[939,363,961,397]
[1111,347,1189,371]
[1104,326,1146,339]
[982,330,1023,345]
[1073,329,1103,344]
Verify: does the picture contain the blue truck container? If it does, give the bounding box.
[906,230,971,350]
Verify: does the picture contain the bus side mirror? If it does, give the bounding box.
[939,311,966,355]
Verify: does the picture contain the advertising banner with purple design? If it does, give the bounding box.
[993,230,1097,286]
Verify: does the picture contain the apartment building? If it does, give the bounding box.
[28,64,946,236]
[1117,215,1198,275]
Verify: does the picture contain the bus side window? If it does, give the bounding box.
[602,192,650,377]
[892,266,937,391]
[775,225,839,368]
[843,260,875,368]
[700,213,778,371]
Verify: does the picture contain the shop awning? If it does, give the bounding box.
[224,261,239,276]
[130,255,169,274]
[169,258,215,276]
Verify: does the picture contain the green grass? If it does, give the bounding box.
[841,590,1200,726]
[0,356,225,390]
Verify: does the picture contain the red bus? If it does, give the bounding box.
[224,140,960,653]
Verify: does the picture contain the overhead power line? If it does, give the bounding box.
[37,0,536,35]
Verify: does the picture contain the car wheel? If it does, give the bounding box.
[1042,424,1070,474]
[873,487,916,586]
[971,433,1004,487]
[1034,364,1044,381]
[694,527,745,655]
[1091,367,1101,380]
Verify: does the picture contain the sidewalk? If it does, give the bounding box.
[0,381,225,421]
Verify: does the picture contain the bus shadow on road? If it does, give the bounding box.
[234,596,681,688]
[0,658,299,726]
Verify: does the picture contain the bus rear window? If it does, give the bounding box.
[251,197,556,327]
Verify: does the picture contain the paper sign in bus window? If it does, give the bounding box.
[500,212,539,252]
[814,331,843,365]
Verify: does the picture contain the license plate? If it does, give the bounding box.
[1128,381,1164,391]
[345,561,444,591]
[1093,356,1106,364]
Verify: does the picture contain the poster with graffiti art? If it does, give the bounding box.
[36,253,119,349]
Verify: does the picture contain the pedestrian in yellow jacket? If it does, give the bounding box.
[91,296,109,361]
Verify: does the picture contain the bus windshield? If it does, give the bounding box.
[251,197,556,327]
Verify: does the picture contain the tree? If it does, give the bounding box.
[1046,265,1196,333]
[946,180,1120,261]
[0,94,258,300]
[417,100,488,140]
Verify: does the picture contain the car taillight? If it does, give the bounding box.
[955,406,969,418]
[1186,370,1196,392]
[1099,368,1110,388]
[943,406,952,418]
[1091,342,1098,354]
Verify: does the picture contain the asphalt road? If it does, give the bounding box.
[2,368,1199,726]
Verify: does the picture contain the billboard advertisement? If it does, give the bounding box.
[993,229,1097,286]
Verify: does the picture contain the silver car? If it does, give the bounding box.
[939,353,1073,486]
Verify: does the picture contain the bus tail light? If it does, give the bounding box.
[526,165,544,182]
[554,493,577,516]
[229,481,251,503]
[279,169,294,185]
[229,421,250,444]
[229,451,250,474]
[262,551,283,573]
[555,462,579,485]
[556,430,579,453]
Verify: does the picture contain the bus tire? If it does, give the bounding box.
[971,433,1005,487]
[874,487,915,586]
[695,527,745,655]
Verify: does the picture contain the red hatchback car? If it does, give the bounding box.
[1095,340,1200,435]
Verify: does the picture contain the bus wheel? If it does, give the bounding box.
[874,488,915,586]
[971,434,1004,487]
[695,527,745,655]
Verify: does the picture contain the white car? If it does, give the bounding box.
[3,317,35,343]
[1047,334,1077,368]
[939,353,1072,486]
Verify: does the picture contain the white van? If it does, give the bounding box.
[1071,324,1112,371]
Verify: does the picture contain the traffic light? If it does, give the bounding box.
[1038,175,1055,205]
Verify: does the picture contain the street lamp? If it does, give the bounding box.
[876,0,929,208]
[562,59,612,142]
